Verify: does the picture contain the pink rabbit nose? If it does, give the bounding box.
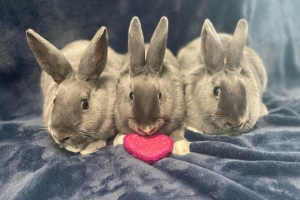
[138,126,156,135]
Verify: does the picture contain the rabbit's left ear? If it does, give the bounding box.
[200,19,224,75]
[26,29,73,84]
[128,17,146,78]
[77,26,108,88]
[146,16,168,74]
[226,19,248,71]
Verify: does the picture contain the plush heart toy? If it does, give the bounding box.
[123,133,173,164]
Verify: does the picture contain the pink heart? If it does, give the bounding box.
[123,133,173,164]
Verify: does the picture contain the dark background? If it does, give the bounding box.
[1,0,300,120]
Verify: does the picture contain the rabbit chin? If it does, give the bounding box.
[49,130,85,153]
[129,125,159,136]
[64,146,81,153]
[210,120,253,135]
[51,135,81,153]
[188,120,252,135]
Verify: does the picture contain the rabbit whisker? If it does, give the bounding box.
[239,121,246,130]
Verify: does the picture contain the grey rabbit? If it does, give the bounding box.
[113,16,190,155]
[177,19,268,135]
[26,27,123,154]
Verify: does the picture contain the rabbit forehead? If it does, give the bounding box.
[211,70,242,86]
[56,79,92,100]
[131,74,160,91]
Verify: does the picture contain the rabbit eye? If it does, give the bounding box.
[213,87,221,96]
[158,91,162,100]
[129,91,134,101]
[81,99,89,110]
[53,98,56,104]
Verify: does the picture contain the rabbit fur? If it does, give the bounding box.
[26,27,123,154]
[177,19,268,135]
[113,17,190,155]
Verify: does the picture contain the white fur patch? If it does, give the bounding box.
[172,140,190,155]
[65,146,81,153]
[186,126,204,134]
[113,134,125,146]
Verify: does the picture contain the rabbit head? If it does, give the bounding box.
[115,17,185,136]
[186,19,262,135]
[26,27,116,152]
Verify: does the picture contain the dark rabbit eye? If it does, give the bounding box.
[53,98,56,104]
[158,91,162,100]
[129,91,134,101]
[81,99,89,110]
[213,87,221,96]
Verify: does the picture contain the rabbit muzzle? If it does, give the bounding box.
[223,117,247,130]
[49,127,71,144]
[128,118,164,136]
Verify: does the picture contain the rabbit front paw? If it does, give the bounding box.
[80,140,106,155]
[172,140,191,155]
[113,133,125,146]
[186,126,204,134]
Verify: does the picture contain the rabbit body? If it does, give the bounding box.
[113,17,190,155]
[177,19,268,135]
[27,27,123,154]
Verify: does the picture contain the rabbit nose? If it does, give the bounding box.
[225,120,245,129]
[138,126,156,135]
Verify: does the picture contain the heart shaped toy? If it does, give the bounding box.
[123,133,173,164]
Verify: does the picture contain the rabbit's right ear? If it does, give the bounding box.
[200,20,224,75]
[128,17,145,78]
[26,29,72,84]
[146,16,168,74]
[78,27,108,88]
[226,19,248,71]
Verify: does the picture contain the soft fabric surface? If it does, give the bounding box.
[1,0,300,199]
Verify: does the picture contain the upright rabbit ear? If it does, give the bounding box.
[226,19,248,71]
[26,29,73,84]
[78,27,108,88]
[128,17,145,78]
[146,16,168,74]
[200,19,224,75]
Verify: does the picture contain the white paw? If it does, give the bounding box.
[65,146,81,153]
[186,126,204,134]
[113,134,125,146]
[172,140,191,155]
[80,140,106,155]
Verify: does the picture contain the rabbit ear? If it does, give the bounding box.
[128,17,146,78]
[146,16,168,74]
[78,27,108,88]
[200,19,224,75]
[226,19,248,71]
[26,29,73,84]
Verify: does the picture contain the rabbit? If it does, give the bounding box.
[26,27,123,154]
[177,19,268,135]
[113,16,190,155]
